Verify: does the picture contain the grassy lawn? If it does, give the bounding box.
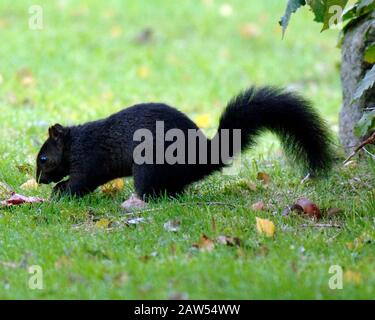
[0,0,374,299]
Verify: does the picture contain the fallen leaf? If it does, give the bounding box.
[193,234,215,252]
[110,25,123,38]
[16,68,36,87]
[194,113,211,129]
[126,217,146,225]
[95,218,111,229]
[0,192,45,207]
[256,172,271,185]
[100,178,124,195]
[216,235,241,246]
[121,194,147,212]
[164,219,181,232]
[251,201,266,211]
[344,270,362,285]
[256,217,275,237]
[20,178,38,190]
[296,198,321,219]
[136,65,150,79]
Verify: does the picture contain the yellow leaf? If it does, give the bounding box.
[100,178,124,195]
[20,178,38,190]
[194,113,211,129]
[95,218,111,229]
[344,271,362,285]
[110,25,122,38]
[256,217,275,237]
[136,65,150,79]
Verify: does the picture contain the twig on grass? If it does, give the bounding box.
[300,223,342,229]
[343,131,375,164]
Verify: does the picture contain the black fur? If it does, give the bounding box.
[36,86,333,199]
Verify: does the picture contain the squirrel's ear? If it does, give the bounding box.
[48,123,65,141]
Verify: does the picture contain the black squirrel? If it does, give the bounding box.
[36,87,333,204]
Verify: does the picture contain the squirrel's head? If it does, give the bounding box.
[36,124,70,184]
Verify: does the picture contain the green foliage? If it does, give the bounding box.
[281,0,375,143]
[353,64,375,102]
[279,0,306,37]
[355,110,375,137]
[308,0,349,31]
[364,43,375,63]
[280,0,350,34]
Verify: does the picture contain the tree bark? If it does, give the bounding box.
[339,12,375,154]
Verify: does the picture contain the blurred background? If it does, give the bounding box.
[0,0,341,166]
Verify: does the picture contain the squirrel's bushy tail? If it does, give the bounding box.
[216,86,333,174]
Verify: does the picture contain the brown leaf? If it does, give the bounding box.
[0,192,45,207]
[121,193,147,212]
[193,234,215,252]
[296,198,321,219]
[251,201,266,211]
[256,172,271,185]
[16,68,36,87]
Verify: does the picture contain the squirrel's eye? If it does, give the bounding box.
[40,155,48,164]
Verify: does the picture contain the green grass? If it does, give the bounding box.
[0,0,374,299]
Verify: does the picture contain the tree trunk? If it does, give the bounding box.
[339,12,375,154]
